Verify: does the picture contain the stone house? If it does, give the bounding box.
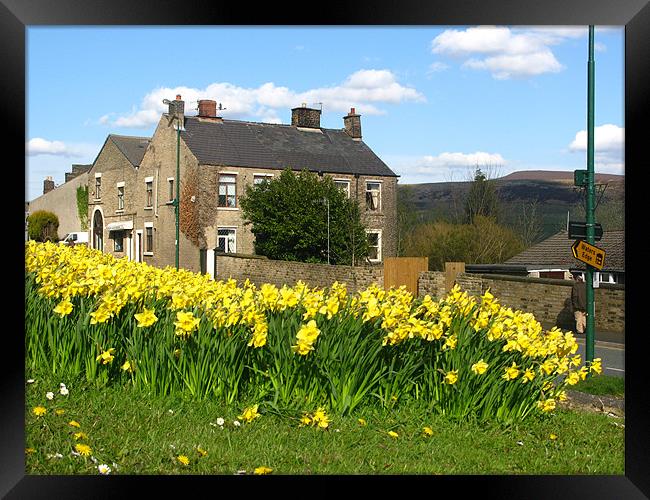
[88,95,399,276]
[27,164,91,239]
[466,229,625,285]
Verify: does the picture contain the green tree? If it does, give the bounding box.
[239,169,369,265]
[402,216,523,271]
[27,210,59,242]
[464,167,501,223]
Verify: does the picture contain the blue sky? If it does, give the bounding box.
[26,26,624,202]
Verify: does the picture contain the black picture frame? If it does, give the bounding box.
[6,0,648,497]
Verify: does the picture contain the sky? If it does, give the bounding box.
[25,26,625,202]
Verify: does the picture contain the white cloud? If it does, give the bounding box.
[430,26,587,79]
[27,138,79,157]
[105,70,425,129]
[427,61,449,74]
[385,151,507,184]
[569,124,624,152]
[569,124,624,175]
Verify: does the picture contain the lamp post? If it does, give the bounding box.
[585,25,596,367]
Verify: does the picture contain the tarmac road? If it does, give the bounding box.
[574,336,624,378]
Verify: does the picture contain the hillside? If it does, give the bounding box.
[398,170,624,242]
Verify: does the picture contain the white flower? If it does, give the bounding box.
[27,379,35,384]
[233,420,241,427]
[216,417,225,426]
[46,392,54,400]
[98,464,111,475]
[60,387,69,396]
[60,383,66,388]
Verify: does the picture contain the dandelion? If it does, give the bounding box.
[55,409,65,416]
[549,433,558,441]
[423,427,434,437]
[358,418,367,426]
[32,406,47,417]
[299,415,312,427]
[98,464,111,475]
[46,392,54,400]
[254,466,273,475]
[177,455,190,466]
[25,447,36,454]
[388,431,399,439]
[197,446,208,457]
[238,404,260,423]
[68,420,81,428]
[74,443,92,456]
[73,432,88,440]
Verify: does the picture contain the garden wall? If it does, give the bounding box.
[419,271,625,335]
[214,253,383,293]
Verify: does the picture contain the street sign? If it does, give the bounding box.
[568,221,603,241]
[571,239,605,270]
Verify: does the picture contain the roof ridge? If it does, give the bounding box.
[109,134,151,141]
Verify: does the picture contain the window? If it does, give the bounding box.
[334,179,351,198]
[216,228,236,253]
[253,173,273,186]
[94,175,102,200]
[366,182,381,211]
[145,180,153,208]
[366,230,382,262]
[113,230,124,252]
[145,225,154,254]
[168,178,175,203]
[218,174,237,208]
[117,185,124,211]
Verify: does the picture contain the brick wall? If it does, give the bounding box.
[215,253,383,292]
[418,271,624,334]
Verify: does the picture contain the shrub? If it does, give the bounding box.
[27,210,59,242]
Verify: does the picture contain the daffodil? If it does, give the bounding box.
[96,348,115,365]
[134,308,158,327]
[238,404,260,423]
[121,360,134,373]
[53,298,73,317]
[444,370,458,385]
[502,362,519,381]
[471,360,489,375]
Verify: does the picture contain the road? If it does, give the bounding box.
[574,337,624,378]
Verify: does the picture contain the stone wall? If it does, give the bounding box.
[214,253,383,293]
[418,271,625,334]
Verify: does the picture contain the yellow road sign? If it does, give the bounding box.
[571,239,605,270]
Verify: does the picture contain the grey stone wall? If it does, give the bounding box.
[215,253,383,293]
[418,271,625,334]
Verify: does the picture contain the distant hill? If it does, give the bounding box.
[398,170,624,242]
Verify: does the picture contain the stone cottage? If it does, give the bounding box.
[86,95,399,276]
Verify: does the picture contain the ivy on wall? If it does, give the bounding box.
[179,166,201,247]
[76,185,89,231]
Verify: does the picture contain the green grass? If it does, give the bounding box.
[25,371,624,475]
[572,375,625,398]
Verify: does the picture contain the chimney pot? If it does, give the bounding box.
[350,107,356,114]
[176,94,182,100]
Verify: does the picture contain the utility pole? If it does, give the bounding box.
[174,121,180,270]
[585,25,596,366]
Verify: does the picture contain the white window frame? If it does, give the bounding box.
[94,173,102,200]
[144,177,154,209]
[334,178,351,198]
[365,180,382,212]
[216,227,237,254]
[143,222,154,256]
[366,229,382,263]
[253,173,274,185]
[218,172,238,210]
[117,182,125,212]
[167,177,175,203]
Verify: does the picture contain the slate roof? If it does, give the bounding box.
[505,230,625,272]
[109,135,151,167]
[179,116,397,177]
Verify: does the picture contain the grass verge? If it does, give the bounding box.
[572,375,624,398]
[25,372,624,475]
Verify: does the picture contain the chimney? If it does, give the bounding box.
[291,103,321,129]
[343,107,362,140]
[167,94,185,127]
[43,176,55,194]
[198,99,217,118]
